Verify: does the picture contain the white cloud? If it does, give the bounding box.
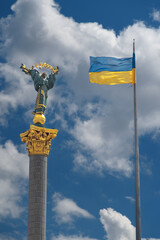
[0,63,34,125]
[125,196,135,203]
[51,235,98,240]
[51,207,160,240]
[0,141,28,218]
[0,140,28,179]
[72,113,133,177]
[0,178,23,218]
[52,192,94,224]
[148,239,160,240]
[100,208,136,240]
[99,208,160,240]
[1,0,160,177]
[151,9,160,22]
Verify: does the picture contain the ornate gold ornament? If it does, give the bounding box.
[34,62,59,74]
[20,125,58,156]
[20,63,59,74]
[33,113,46,125]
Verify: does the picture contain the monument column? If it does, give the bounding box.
[20,62,59,240]
[20,125,58,240]
[28,154,47,240]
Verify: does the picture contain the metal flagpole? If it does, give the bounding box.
[133,39,141,240]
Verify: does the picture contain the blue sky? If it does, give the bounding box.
[1,0,160,240]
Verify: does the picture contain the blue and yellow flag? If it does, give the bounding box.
[89,54,136,85]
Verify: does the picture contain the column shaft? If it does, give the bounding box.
[28,155,47,240]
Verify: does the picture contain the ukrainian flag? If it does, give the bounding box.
[89,54,136,85]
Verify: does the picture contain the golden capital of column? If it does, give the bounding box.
[20,125,58,156]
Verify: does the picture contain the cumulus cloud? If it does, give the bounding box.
[51,207,160,240]
[0,141,28,218]
[1,0,160,177]
[0,140,28,179]
[72,110,133,177]
[0,63,34,125]
[52,192,94,224]
[100,208,136,240]
[99,208,160,240]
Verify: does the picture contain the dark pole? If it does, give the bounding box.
[133,39,141,240]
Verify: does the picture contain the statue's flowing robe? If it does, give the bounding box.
[30,69,56,114]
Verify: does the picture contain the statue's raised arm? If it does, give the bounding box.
[20,63,59,127]
[20,64,31,75]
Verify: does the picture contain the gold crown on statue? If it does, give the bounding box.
[34,62,59,74]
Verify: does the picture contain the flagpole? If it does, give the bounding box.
[133,39,141,240]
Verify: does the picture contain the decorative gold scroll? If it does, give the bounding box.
[20,125,58,156]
